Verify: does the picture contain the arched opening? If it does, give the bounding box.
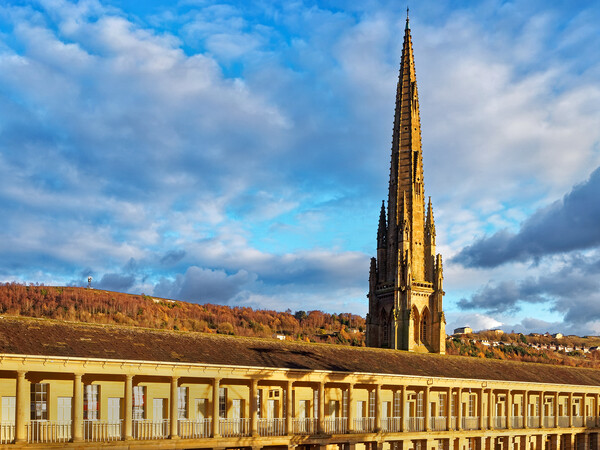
[381,308,389,347]
[420,307,430,345]
[412,305,420,343]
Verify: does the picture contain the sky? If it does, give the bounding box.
[1,0,600,336]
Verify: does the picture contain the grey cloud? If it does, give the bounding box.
[160,250,186,265]
[454,167,600,268]
[95,273,136,292]
[153,266,255,304]
[458,253,600,332]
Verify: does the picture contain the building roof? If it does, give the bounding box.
[2,316,600,386]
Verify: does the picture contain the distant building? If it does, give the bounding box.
[553,333,564,339]
[492,329,504,336]
[454,326,473,335]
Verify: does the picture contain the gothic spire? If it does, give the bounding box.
[426,196,436,239]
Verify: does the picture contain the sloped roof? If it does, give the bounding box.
[1,316,600,386]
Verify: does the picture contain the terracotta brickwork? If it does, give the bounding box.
[366,16,445,354]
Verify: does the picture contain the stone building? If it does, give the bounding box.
[366,15,445,353]
[1,316,600,450]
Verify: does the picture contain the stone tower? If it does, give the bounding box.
[366,14,445,354]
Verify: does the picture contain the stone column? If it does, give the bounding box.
[73,373,84,442]
[170,376,179,439]
[539,392,544,429]
[583,393,588,427]
[478,388,484,430]
[597,394,600,428]
[507,390,512,430]
[213,378,221,438]
[555,392,559,428]
[424,386,430,431]
[15,371,28,443]
[446,387,452,431]
[124,374,133,440]
[286,380,293,435]
[488,389,494,430]
[568,392,573,428]
[400,385,406,432]
[318,382,325,433]
[376,384,382,431]
[348,383,355,433]
[457,388,463,431]
[524,390,529,429]
[250,379,258,437]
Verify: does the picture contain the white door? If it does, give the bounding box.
[298,400,307,419]
[1,397,15,443]
[382,401,390,420]
[329,400,339,418]
[153,398,166,437]
[195,399,207,420]
[107,398,121,438]
[1,397,15,423]
[107,398,120,423]
[232,399,241,419]
[232,399,242,433]
[57,397,72,439]
[153,398,165,421]
[57,397,72,423]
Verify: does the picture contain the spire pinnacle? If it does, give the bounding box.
[377,201,387,249]
[406,6,410,30]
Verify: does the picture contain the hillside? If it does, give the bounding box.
[0,283,365,346]
[447,331,600,369]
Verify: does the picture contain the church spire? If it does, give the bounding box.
[367,15,445,354]
[388,11,425,280]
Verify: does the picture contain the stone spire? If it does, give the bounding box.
[367,15,445,354]
[387,8,425,283]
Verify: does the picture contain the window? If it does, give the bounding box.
[416,392,424,418]
[342,390,348,418]
[439,393,447,417]
[257,389,263,418]
[84,385,99,420]
[219,387,227,418]
[268,389,280,399]
[420,310,429,343]
[313,389,319,419]
[282,389,287,418]
[468,394,476,417]
[177,387,188,419]
[369,390,376,418]
[393,391,401,417]
[450,393,455,417]
[132,386,145,420]
[30,383,48,421]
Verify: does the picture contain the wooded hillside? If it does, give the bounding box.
[0,283,365,346]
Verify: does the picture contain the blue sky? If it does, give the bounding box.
[1,0,600,335]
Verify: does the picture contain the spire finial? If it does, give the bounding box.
[406,6,410,30]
